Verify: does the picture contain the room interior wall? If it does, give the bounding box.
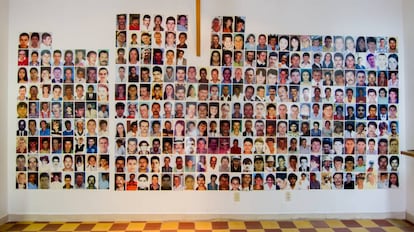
[6,0,408,221]
[402,0,414,223]
[0,0,10,224]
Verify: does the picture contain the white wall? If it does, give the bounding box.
[7,0,408,220]
[402,0,414,222]
[0,0,9,224]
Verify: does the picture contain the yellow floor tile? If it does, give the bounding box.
[91,222,113,231]
[126,222,146,230]
[355,219,378,227]
[294,220,313,228]
[348,228,369,232]
[22,223,48,231]
[261,220,279,229]
[228,221,246,229]
[194,221,212,229]
[56,223,80,231]
[160,221,178,229]
[383,228,404,232]
[244,230,268,232]
[389,219,414,227]
[315,229,334,232]
[325,219,346,228]
[279,229,300,232]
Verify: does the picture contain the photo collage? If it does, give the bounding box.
[14,14,401,191]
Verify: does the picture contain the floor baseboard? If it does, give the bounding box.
[0,214,8,224]
[406,211,414,224]
[6,212,406,222]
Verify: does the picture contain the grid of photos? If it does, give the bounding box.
[114,13,194,191]
[14,16,401,192]
[111,14,399,190]
[113,14,401,191]
[211,17,401,190]
[16,32,110,190]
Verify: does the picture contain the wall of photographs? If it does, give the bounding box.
[16,32,110,190]
[112,14,400,191]
[14,12,400,191]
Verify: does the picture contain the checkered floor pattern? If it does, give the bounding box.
[1,219,413,231]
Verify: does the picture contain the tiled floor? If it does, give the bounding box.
[1,219,414,231]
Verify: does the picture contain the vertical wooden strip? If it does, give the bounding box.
[196,0,201,56]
